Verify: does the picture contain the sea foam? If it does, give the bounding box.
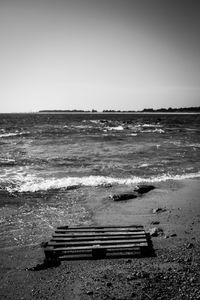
[0,132,30,138]
[2,171,200,193]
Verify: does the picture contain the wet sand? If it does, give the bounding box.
[0,178,200,299]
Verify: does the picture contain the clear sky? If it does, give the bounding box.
[0,0,200,112]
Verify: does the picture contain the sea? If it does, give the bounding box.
[0,113,200,248]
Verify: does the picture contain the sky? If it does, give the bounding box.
[0,0,200,112]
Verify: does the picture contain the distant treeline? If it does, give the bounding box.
[140,106,200,113]
[39,107,200,113]
[103,106,200,113]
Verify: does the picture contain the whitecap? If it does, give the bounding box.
[2,171,200,193]
[106,126,124,131]
[129,133,138,136]
[139,163,150,167]
[189,143,200,148]
[142,123,162,128]
[141,129,164,133]
[0,132,30,138]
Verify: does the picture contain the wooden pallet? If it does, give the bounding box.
[44,225,151,261]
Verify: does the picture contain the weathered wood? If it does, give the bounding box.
[57,225,143,230]
[57,247,141,260]
[55,227,144,233]
[48,238,147,247]
[50,242,148,252]
[52,234,146,242]
[43,225,151,261]
[53,231,145,238]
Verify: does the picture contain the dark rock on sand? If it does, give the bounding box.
[134,184,155,194]
[170,233,177,237]
[151,221,160,225]
[186,242,194,249]
[109,185,155,202]
[109,193,138,201]
[152,207,167,214]
[66,185,80,191]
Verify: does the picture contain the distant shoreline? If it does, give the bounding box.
[37,111,200,115]
[37,106,200,114]
[1,112,200,115]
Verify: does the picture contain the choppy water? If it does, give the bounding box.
[0,113,200,248]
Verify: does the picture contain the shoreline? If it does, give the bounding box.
[1,112,200,115]
[0,178,200,299]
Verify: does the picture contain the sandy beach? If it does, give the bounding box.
[0,178,200,299]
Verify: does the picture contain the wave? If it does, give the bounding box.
[128,133,138,136]
[189,143,200,148]
[0,158,16,166]
[0,132,30,138]
[142,124,162,128]
[141,129,165,133]
[2,171,200,193]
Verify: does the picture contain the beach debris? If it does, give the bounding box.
[101,183,112,188]
[149,227,164,237]
[109,193,138,201]
[186,243,194,249]
[43,225,151,261]
[106,282,112,287]
[151,221,160,225]
[134,184,155,194]
[86,290,93,295]
[152,207,167,214]
[170,233,177,237]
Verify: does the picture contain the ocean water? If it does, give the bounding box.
[0,113,200,248]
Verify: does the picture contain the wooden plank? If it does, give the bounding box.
[43,224,151,261]
[58,247,141,254]
[53,231,145,238]
[57,225,143,230]
[51,234,146,242]
[53,231,146,237]
[48,238,147,247]
[55,228,144,233]
[46,242,148,252]
[57,248,141,259]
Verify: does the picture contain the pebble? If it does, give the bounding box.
[151,221,160,225]
[86,290,93,295]
[152,207,167,214]
[170,233,177,237]
[106,282,112,287]
[186,242,194,249]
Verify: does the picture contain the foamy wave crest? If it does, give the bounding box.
[0,132,30,138]
[141,129,164,133]
[106,126,124,131]
[3,171,200,193]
